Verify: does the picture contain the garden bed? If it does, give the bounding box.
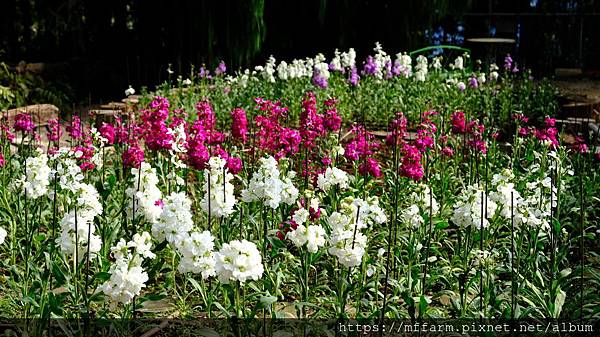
[0,47,598,333]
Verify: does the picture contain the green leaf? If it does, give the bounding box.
[212,302,231,318]
[145,294,167,301]
[418,295,428,317]
[258,295,277,309]
[435,221,449,229]
[553,288,566,318]
[94,272,111,282]
[108,174,117,188]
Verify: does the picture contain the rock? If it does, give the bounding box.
[5,104,59,127]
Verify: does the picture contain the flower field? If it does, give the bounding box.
[0,45,599,332]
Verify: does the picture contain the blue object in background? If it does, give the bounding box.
[489,26,497,37]
[423,23,465,57]
[566,0,578,11]
[516,23,521,50]
[530,0,538,8]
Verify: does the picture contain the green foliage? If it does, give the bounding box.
[0,60,72,111]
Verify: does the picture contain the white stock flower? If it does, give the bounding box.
[280,171,299,206]
[0,227,7,245]
[125,85,135,96]
[306,225,326,252]
[314,61,330,80]
[54,156,84,192]
[200,156,236,218]
[126,162,163,224]
[326,197,383,267]
[57,211,102,261]
[242,156,297,209]
[99,233,154,308]
[317,167,350,192]
[395,53,412,77]
[287,224,326,253]
[168,123,188,154]
[261,56,276,83]
[400,204,423,228]
[100,258,148,307]
[489,169,523,220]
[130,231,156,260]
[177,231,216,279]
[277,61,289,80]
[287,224,308,248]
[55,181,103,261]
[400,184,438,228]
[329,50,343,71]
[15,153,51,199]
[373,42,391,79]
[341,48,356,68]
[453,56,464,70]
[414,55,428,82]
[215,239,264,284]
[292,208,310,226]
[478,73,486,84]
[432,57,442,70]
[73,182,103,218]
[451,184,498,229]
[153,191,193,244]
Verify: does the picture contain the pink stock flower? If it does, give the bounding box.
[196,100,216,131]
[254,98,301,159]
[386,112,408,146]
[72,145,96,171]
[518,127,531,137]
[187,128,210,170]
[399,144,423,181]
[299,92,326,149]
[48,147,59,155]
[141,96,174,151]
[47,118,62,143]
[323,98,342,132]
[226,156,243,174]
[451,112,467,134]
[99,122,115,145]
[67,116,82,139]
[79,162,95,171]
[468,139,488,154]
[359,157,382,178]
[0,153,5,167]
[467,120,485,136]
[14,113,35,133]
[277,128,302,159]
[544,117,556,128]
[123,146,145,168]
[230,108,248,143]
[533,117,559,147]
[344,125,378,161]
[512,113,529,123]
[213,146,243,174]
[1,124,15,142]
[194,100,225,145]
[573,136,588,154]
[415,129,434,152]
[442,146,454,157]
[113,116,131,144]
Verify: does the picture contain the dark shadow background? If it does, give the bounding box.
[1,0,599,105]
